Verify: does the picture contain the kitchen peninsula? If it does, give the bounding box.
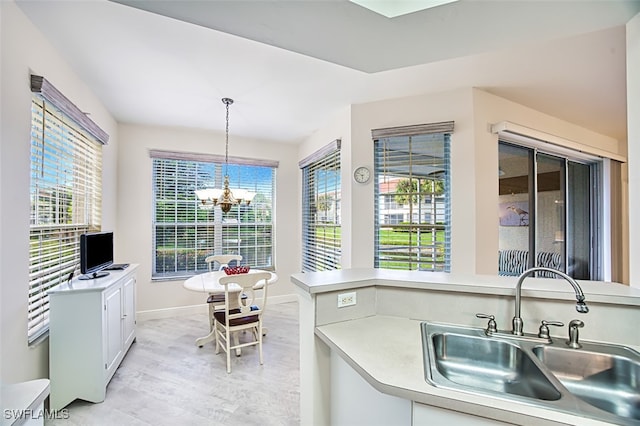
[291,269,640,426]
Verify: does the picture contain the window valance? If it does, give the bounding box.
[372,121,454,139]
[298,139,341,169]
[30,75,109,145]
[149,149,279,168]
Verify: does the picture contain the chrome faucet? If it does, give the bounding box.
[512,267,588,336]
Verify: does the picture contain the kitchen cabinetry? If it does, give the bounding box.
[330,349,505,425]
[48,265,137,410]
[330,351,410,425]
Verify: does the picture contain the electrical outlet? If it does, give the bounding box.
[337,291,356,308]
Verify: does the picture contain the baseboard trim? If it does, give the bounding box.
[136,293,298,321]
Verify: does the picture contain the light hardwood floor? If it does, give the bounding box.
[46,302,300,426]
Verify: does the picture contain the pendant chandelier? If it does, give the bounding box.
[195,98,256,213]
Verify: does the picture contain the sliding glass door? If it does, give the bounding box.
[567,161,595,279]
[498,142,600,280]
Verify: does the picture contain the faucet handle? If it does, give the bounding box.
[476,313,498,334]
[538,320,564,339]
[567,319,585,349]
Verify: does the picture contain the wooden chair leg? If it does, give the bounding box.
[226,329,232,373]
[258,321,263,366]
[233,332,242,357]
[214,323,220,354]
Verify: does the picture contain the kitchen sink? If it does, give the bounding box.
[532,343,640,420]
[422,321,640,425]
[430,332,560,400]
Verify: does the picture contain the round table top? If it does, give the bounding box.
[183,269,278,293]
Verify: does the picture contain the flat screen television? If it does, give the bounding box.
[79,231,114,280]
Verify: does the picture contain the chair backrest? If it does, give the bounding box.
[219,272,270,318]
[205,254,242,271]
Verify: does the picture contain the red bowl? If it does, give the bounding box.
[223,265,250,275]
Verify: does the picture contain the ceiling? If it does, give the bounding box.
[15,0,640,144]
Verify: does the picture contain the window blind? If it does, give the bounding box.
[29,97,103,342]
[152,155,275,278]
[374,127,451,272]
[300,140,341,272]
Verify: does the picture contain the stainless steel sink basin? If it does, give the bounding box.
[431,332,560,400]
[533,343,640,421]
[422,321,640,425]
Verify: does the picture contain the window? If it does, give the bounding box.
[299,140,341,272]
[29,78,106,343]
[151,151,276,279]
[373,122,453,271]
[498,141,602,280]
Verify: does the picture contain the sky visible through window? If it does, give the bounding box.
[197,163,273,196]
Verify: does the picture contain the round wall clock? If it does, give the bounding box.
[353,166,371,183]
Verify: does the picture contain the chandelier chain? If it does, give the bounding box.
[222,97,233,175]
[195,97,254,214]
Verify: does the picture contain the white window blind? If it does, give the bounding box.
[29,96,103,343]
[373,122,452,272]
[300,140,341,272]
[151,152,276,278]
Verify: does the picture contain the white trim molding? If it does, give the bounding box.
[491,121,626,163]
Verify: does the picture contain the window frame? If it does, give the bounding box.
[299,140,342,272]
[498,139,604,280]
[28,92,105,344]
[372,122,453,272]
[150,150,277,280]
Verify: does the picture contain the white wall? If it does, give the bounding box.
[0,1,118,383]
[298,107,352,266]
[349,88,476,272]
[627,13,640,288]
[471,89,624,276]
[116,124,299,314]
[319,87,627,277]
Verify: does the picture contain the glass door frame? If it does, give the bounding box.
[499,140,603,280]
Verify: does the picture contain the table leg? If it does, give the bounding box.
[196,303,216,347]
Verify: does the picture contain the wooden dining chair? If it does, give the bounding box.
[214,272,270,373]
[205,254,242,272]
[202,255,243,340]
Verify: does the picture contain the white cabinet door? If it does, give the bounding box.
[104,285,123,378]
[122,275,136,349]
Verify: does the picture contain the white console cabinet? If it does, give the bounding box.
[48,265,138,410]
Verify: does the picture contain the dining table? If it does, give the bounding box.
[183,269,278,348]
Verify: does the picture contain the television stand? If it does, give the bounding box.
[78,271,110,280]
[48,264,138,410]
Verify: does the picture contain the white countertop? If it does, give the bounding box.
[291,268,640,306]
[316,315,637,426]
[295,269,640,425]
